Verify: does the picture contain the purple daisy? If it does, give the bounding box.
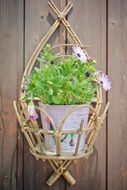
[26,101,38,121]
[72,46,87,63]
[96,71,112,91]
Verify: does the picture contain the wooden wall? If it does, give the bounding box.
[0,0,127,190]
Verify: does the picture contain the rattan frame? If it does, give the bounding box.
[14,0,110,186]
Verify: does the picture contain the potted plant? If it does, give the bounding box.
[22,44,111,153]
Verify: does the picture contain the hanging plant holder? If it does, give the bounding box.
[14,0,110,186]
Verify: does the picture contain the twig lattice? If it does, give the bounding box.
[14,0,110,186]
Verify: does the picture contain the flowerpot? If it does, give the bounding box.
[39,103,89,154]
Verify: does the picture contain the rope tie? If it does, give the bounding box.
[35,131,41,136]
[58,166,66,174]
[77,129,83,135]
[21,127,29,132]
[58,13,65,21]
[54,131,62,138]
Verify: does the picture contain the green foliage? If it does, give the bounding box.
[24,44,97,105]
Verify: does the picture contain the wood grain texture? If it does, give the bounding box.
[0,0,127,190]
[108,0,127,189]
[0,0,24,189]
[25,0,60,64]
[66,0,107,190]
[24,1,66,190]
[24,1,51,189]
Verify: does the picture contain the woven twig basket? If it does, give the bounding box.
[13,0,110,186]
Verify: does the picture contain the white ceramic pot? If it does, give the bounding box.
[39,103,89,154]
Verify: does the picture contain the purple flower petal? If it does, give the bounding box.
[96,71,112,91]
[26,101,38,121]
[72,46,87,63]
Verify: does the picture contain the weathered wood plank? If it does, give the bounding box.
[0,0,24,189]
[1,1,127,190]
[66,0,107,190]
[108,0,127,189]
[24,0,66,189]
[25,0,60,64]
[24,1,50,188]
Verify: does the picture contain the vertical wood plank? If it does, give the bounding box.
[25,0,60,64]
[24,1,51,188]
[66,0,107,190]
[108,0,127,189]
[0,0,24,189]
[24,0,66,189]
[58,1,67,189]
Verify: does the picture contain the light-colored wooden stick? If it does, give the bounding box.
[50,43,90,51]
[62,2,73,16]
[75,120,84,155]
[47,159,75,186]
[48,0,82,46]
[47,169,76,186]
[14,101,37,152]
[87,102,110,152]
[13,1,110,187]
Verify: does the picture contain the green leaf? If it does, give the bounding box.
[24,44,97,105]
[34,67,40,73]
[49,88,53,95]
[52,96,61,104]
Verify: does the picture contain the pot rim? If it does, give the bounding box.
[38,102,91,107]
